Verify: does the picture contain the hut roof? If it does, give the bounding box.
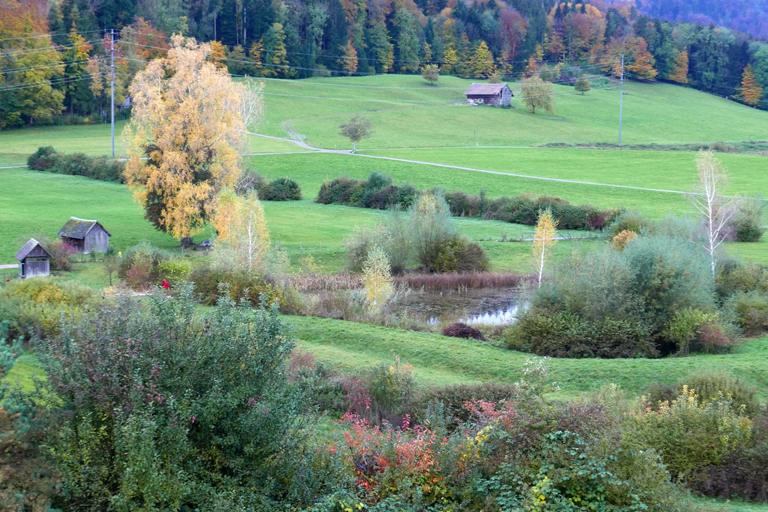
[58,217,111,239]
[15,238,51,262]
[464,83,511,96]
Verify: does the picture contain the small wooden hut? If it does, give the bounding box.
[58,217,111,254]
[15,238,51,279]
[463,83,513,106]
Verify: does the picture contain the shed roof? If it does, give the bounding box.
[58,217,111,239]
[464,83,511,96]
[15,238,51,262]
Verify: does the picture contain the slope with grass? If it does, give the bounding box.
[255,75,768,148]
[1,166,583,272]
[290,314,768,401]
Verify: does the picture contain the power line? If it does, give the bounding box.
[0,72,108,92]
[0,57,101,75]
[0,29,103,43]
[2,39,102,57]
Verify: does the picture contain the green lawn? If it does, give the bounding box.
[1,167,581,272]
[253,75,768,148]
[290,315,768,400]
[0,122,309,167]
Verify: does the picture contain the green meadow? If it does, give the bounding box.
[255,74,768,149]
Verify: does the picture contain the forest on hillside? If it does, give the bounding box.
[631,0,768,39]
[3,0,768,128]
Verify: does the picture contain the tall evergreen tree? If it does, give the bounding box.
[740,64,763,106]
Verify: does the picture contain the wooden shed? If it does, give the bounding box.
[58,217,111,254]
[464,83,513,106]
[15,238,51,279]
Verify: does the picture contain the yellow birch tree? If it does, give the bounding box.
[362,245,394,314]
[124,36,263,242]
[533,209,558,288]
[211,188,271,274]
[741,65,763,107]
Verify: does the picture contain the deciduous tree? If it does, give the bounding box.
[421,63,439,85]
[339,114,372,152]
[689,151,736,279]
[520,75,555,114]
[339,39,359,74]
[533,208,558,288]
[125,36,260,242]
[740,64,763,107]
[212,187,271,274]
[575,76,591,95]
[669,50,689,84]
[471,41,496,79]
[362,245,394,314]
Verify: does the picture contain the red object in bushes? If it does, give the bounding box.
[162,279,170,289]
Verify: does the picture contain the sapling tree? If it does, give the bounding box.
[533,208,558,288]
[421,64,439,85]
[362,245,394,314]
[575,76,591,95]
[339,114,373,153]
[689,151,736,279]
[211,187,271,274]
[520,75,555,114]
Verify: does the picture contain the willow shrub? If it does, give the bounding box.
[511,232,719,357]
[35,285,312,511]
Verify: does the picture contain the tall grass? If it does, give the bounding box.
[397,272,530,291]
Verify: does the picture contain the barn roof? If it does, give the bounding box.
[464,83,511,96]
[58,217,111,239]
[15,238,51,262]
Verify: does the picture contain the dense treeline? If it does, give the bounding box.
[636,0,768,40]
[5,0,768,129]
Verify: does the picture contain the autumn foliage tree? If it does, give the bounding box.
[125,36,263,243]
[339,114,373,152]
[533,208,558,288]
[520,75,555,114]
[211,187,271,274]
[740,64,763,107]
[421,64,439,85]
[669,50,689,84]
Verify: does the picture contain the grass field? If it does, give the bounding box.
[1,166,592,272]
[0,122,308,167]
[289,315,768,401]
[253,75,768,148]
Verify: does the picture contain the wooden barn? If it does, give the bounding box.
[58,217,111,254]
[464,83,513,106]
[15,238,51,279]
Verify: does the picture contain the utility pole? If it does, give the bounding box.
[618,53,624,145]
[110,28,115,158]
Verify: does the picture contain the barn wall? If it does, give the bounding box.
[84,227,110,254]
[501,87,511,106]
[24,260,50,278]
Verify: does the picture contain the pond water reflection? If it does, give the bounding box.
[393,286,523,326]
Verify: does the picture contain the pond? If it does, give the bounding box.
[393,286,524,326]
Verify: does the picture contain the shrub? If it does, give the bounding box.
[725,290,768,334]
[0,277,98,339]
[412,381,516,429]
[409,191,457,271]
[625,386,752,484]
[608,210,653,236]
[156,259,192,287]
[364,356,415,424]
[258,177,302,201]
[699,412,768,502]
[728,197,765,242]
[716,261,768,298]
[663,308,734,355]
[505,310,656,358]
[442,322,486,341]
[34,285,310,510]
[46,239,77,271]
[118,241,172,289]
[27,146,125,182]
[612,229,637,250]
[344,224,392,273]
[190,264,302,314]
[644,370,761,418]
[433,235,489,273]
